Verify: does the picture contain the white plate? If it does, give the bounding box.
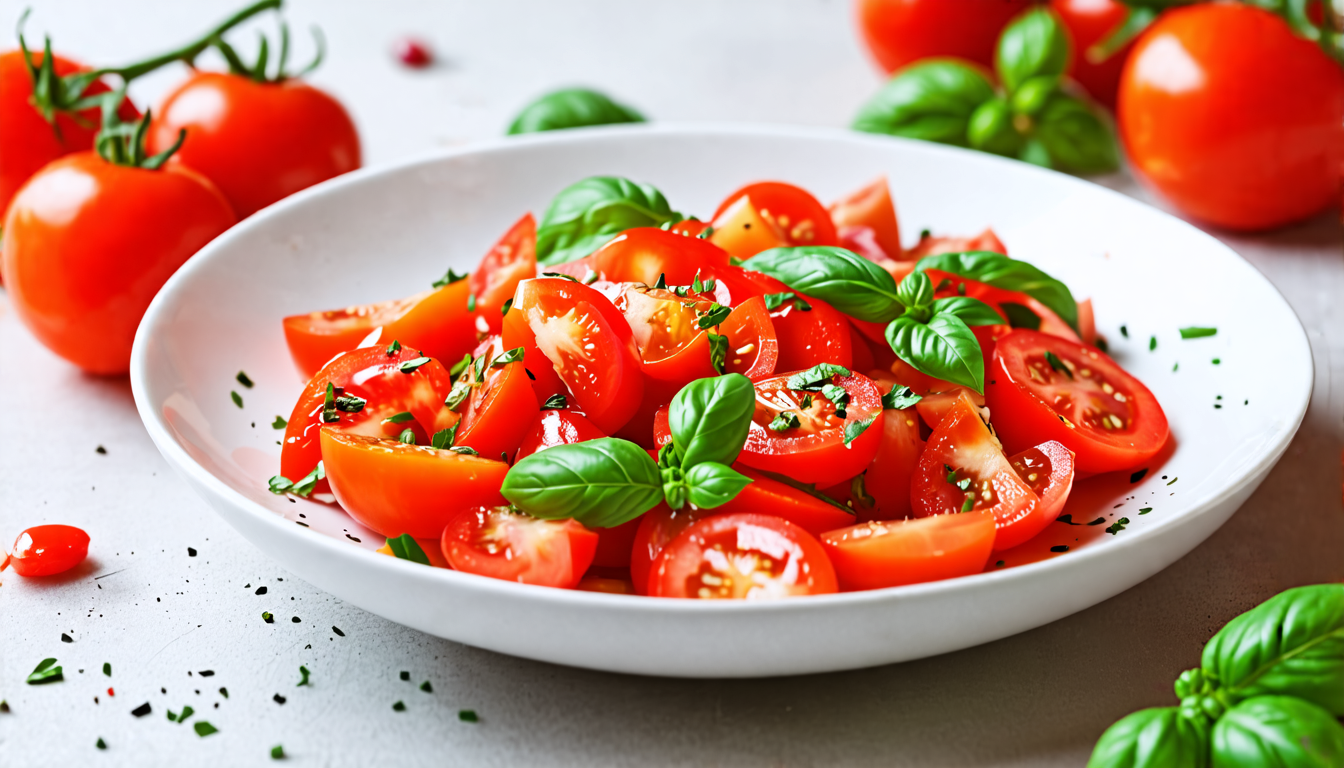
[130,124,1311,678]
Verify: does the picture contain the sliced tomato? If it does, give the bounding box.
[452,336,539,461]
[911,398,1056,551]
[468,213,537,334]
[622,285,721,383]
[320,430,508,539]
[837,368,926,522]
[649,513,838,599]
[828,176,902,260]
[505,277,643,434]
[915,388,984,430]
[720,296,779,379]
[1008,441,1075,521]
[722,268,853,371]
[738,370,884,488]
[986,330,1169,474]
[281,346,458,495]
[1076,298,1097,346]
[709,182,839,259]
[716,465,855,536]
[588,227,731,286]
[905,228,1008,259]
[440,506,597,589]
[515,408,607,461]
[821,512,996,591]
[668,219,712,238]
[630,503,710,595]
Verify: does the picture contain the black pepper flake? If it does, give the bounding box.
[332,626,345,637]
[96,445,107,455]
[420,681,433,693]
[188,547,197,557]
[291,616,301,623]
[61,633,73,643]
[131,702,152,717]
[1050,545,1070,553]
[255,586,268,595]
[198,670,214,677]
[273,694,286,705]
[296,521,309,527]
[345,534,361,543]
[1129,468,1148,483]
[400,671,410,681]
[219,687,228,699]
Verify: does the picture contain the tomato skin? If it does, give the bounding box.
[469,214,537,333]
[591,517,643,569]
[1051,0,1133,110]
[857,0,1033,74]
[828,176,902,260]
[650,513,838,599]
[2,153,235,374]
[717,465,856,537]
[630,503,709,595]
[986,330,1168,474]
[454,337,540,461]
[850,368,926,521]
[150,72,361,218]
[1008,441,1075,521]
[731,269,854,371]
[1117,3,1344,231]
[441,506,597,589]
[821,512,996,591]
[515,408,607,461]
[8,524,90,577]
[709,181,838,258]
[589,227,730,286]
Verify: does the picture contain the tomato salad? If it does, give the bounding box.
[272,176,1168,599]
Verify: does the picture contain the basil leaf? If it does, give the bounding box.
[1033,93,1119,174]
[882,385,922,410]
[967,97,1022,157]
[1211,696,1344,767]
[930,296,1005,327]
[886,314,985,393]
[786,363,852,392]
[506,88,644,135]
[914,251,1079,331]
[996,7,1071,93]
[742,246,903,323]
[843,417,875,447]
[500,438,662,528]
[386,534,430,565]
[669,374,756,469]
[853,61,996,147]
[896,271,934,311]
[1000,301,1041,330]
[1202,584,1344,715]
[707,331,728,374]
[1010,75,1059,116]
[684,462,752,509]
[535,176,680,265]
[27,658,64,685]
[431,423,458,450]
[769,411,800,432]
[1086,707,1209,768]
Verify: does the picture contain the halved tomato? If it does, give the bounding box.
[280,345,458,495]
[845,369,925,522]
[721,268,853,371]
[630,503,710,595]
[738,369,884,488]
[1008,441,1075,521]
[986,330,1169,474]
[440,506,597,588]
[716,465,855,536]
[622,285,722,383]
[515,408,606,461]
[588,226,731,286]
[505,277,643,434]
[468,213,538,333]
[649,513,838,599]
[821,512,996,591]
[828,176,902,261]
[905,228,1008,259]
[452,336,539,461]
[321,430,508,539]
[709,182,839,259]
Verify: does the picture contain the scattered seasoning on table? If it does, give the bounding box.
[95,445,107,455]
[297,666,311,687]
[131,702,152,717]
[262,612,274,624]
[255,586,268,595]
[271,745,286,759]
[273,694,286,705]
[96,737,107,750]
[1172,362,1179,372]
[103,663,111,677]
[392,700,406,712]
[219,687,228,699]
[61,632,73,643]
[420,681,433,693]
[188,547,197,557]
[332,626,345,637]
[1050,545,1070,553]
[0,701,10,713]
[198,670,214,677]
[1212,358,1221,365]
[291,616,301,623]
[1129,468,1148,483]
[400,671,410,681]
[231,391,244,408]
[1178,326,1217,340]
[459,709,479,723]
[272,415,288,429]
[345,534,362,543]
[236,371,255,388]
[193,721,218,737]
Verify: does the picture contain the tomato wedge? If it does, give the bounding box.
[515,408,606,461]
[737,370,884,488]
[452,336,539,461]
[986,330,1169,474]
[630,503,709,595]
[709,182,839,259]
[468,213,538,334]
[821,512,996,591]
[280,346,458,495]
[649,513,838,599]
[441,506,597,589]
[1008,441,1075,521]
[828,176,902,261]
[321,430,508,539]
[719,267,853,371]
[588,226,731,286]
[905,228,1008,259]
[844,369,925,522]
[716,465,855,536]
[505,277,643,434]
[622,285,722,383]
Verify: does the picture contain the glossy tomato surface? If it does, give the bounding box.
[728,268,854,371]
[629,503,710,595]
[850,370,925,521]
[8,524,90,577]
[452,336,539,460]
[589,227,730,286]
[828,175,903,262]
[322,430,509,539]
[441,506,597,589]
[986,329,1168,474]
[150,72,361,218]
[821,512,996,591]
[469,213,537,332]
[856,0,1033,74]
[905,229,1008,260]
[2,153,235,374]
[709,181,838,258]
[1008,440,1075,521]
[515,408,606,461]
[1118,3,1344,230]
[649,513,838,599]
[716,465,856,536]
[1052,0,1133,109]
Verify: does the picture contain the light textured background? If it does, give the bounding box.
[1,2,1341,766]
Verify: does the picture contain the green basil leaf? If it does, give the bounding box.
[886,314,985,393]
[1011,75,1060,116]
[1202,584,1344,715]
[1211,696,1344,768]
[882,385,922,410]
[669,374,756,469]
[843,417,875,447]
[1087,707,1209,768]
[967,96,1022,157]
[27,657,64,685]
[1000,301,1041,330]
[386,534,430,566]
[506,88,644,135]
[742,246,903,323]
[896,270,934,311]
[1033,93,1119,174]
[786,363,853,392]
[852,61,996,147]
[707,331,728,374]
[536,176,680,265]
[500,438,663,528]
[996,7,1071,93]
[914,251,1079,331]
[931,296,1005,327]
[1018,136,1053,168]
[684,462,752,509]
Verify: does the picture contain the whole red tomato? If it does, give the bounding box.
[149,72,360,218]
[1118,3,1344,231]
[856,0,1034,74]
[1051,0,1134,109]
[2,151,235,374]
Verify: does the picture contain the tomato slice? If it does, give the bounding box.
[515,408,607,461]
[440,506,598,589]
[621,285,721,383]
[716,465,856,536]
[821,512,996,591]
[905,228,1008,259]
[468,213,537,334]
[280,346,458,495]
[649,513,838,599]
[828,176,902,261]
[986,330,1169,474]
[911,398,1057,551]
[8,525,90,577]
[834,368,926,522]
[320,429,509,539]
[630,503,709,595]
[1008,441,1075,521]
[506,277,643,434]
[721,267,853,371]
[738,370,884,488]
[452,336,539,461]
[588,227,731,286]
[709,182,839,259]
[720,296,779,379]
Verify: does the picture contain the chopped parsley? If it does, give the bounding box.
[763,292,795,311]
[321,382,340,423]
[386,339,402,355]
[1179,326,1217,340]
[541,272,579,282]
[272,415,288,429]
[432,268,469,288]
[491,346,525,367]
[449,353,472,378]
[297,666,311,687]
[231,391,244,408]
[467,294,477,312]
[103,663,111,677]
[420,681,433,693]
[1105,517,1130,535]
[397,429,416,445]
[1149,336,1157,351]
[769,411,800,432]
[334,393,366,413]
[96,738,107,750]
[262,612,274,624]
[1119,324,1129,338]
[542,394,567,410]
[444,381,471,411]
[882,385,922,410]
[1139,507,1153,515]
[501,298,514,315]
[236,371,255,388]
[393,701,406,712]
[707,331,728,374]
[271,745,285,759]
[431,423,459,450]
[459,709,479,723]
[398,356,431,374]
[193,721,218,737]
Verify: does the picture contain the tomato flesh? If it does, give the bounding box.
[828,176,902,261]
[650,513,838,599]
[822,511,995,591]
[469,214,537,333]
[441,506,597,588]
[709,182,839,258]
[453,336,539,461]
[8,525,90,577]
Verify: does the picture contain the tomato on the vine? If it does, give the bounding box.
[856,0,1034,75]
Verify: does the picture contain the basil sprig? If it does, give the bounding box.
[853,8,1117,174]
[501,375,755,527]
[1088,584,1344,767]
[535,176,682,265]
[743,246,904,323]
[506,88,645,136]
[915,250,1079,331]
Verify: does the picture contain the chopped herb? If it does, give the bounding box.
[491,346,525,367]
[793,296,812,311]
[386,339,402,355]
[673,285,688,297]
[432,268,469,288]
[392,701,407,712]
[321,382,340,423]
[26,658,63,685]
[450,446,480,456]
[398,356,431,374]
[332,626,345,637]
[96,738,107,750]
[1095,337,1109,353]
[1056,514,1078,525]
[768,411,801,432]
[1050,545,1070,553]
[692,272,704,293]
[420,681,433,693]
[271,745,285,759]
[882,385,922,410]
[821,383,850,408]
[697,303,731,329]
[449,353,472,378]
[444,381,471,411]
[1166,476,1178,485]
[501,298,514,315]
[1130,468,1148,483]
[219,687,228,698]
[1212,358,1221,365]
[800,394,814,409]
[431,423,459,450]
[271,462,324,498]
[1149,336,1157,351]
[653,273,667,290]
[707,331,728,374]
[231,391,244,408]
[1139,507,1153,515]
[1119,324,1129,338]
[541,271,579,282]
[273,694,286,705]
[334,394,366,413]
[297,666,311,687]
[697,226,715,239]
[956,282,966,296]
[1173,362,1179,372]
[397,428,416,445]
[763,292,795,311]
[843,417,875,448]
[1179,326,1217,340]
[583,269,600,285]
[919,228,931,239]
[0,701,8,713]
[96,445,107,454]
[103,663,111,677]
[958,497,974,512]
[61,632,73,643]
[272,415,287,429]
[995,560,1005,568]
[999,302,1041,330]
[131,702,152,717]
[262,612,274,624]
[386,534,431,565]
[786,363,851,392]
[1106,517,1130,535]
[541,394,567,409]
[193,721,218,737]
[467,293,477,312]
[384,411,415,424]
[236,371,254,388]
[471,353,489,383]
[400,671,410,681]
[459,709,479,723]
[1044,351,1072,379]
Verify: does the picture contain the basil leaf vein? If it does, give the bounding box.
[684,462,752,509]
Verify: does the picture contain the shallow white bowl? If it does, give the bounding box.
[130,124,1311,678]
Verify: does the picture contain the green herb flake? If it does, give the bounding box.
[1179,326,1217,340]
[1119,324,1128,338]
[400,670,410,681]
[262,611,274,623]
[995,560,1005,568]
[103,662,111,677]
[882,385,922,410]
[459,709,479,723]
[96,738,107,750]
[26,658,63,685]
[267,475,295,495]
[542,394,567,410]
[219,687,228,698]
[466,293,477,312]
[769,411,801,432]
[450,446,479,457]
[420,681,433,693]
[383,411,415,425]
[398,356,431,374]
[449,353,472,378]
[763,292,796,311]
[231,390,244,408]
[386,339,402,355]
[296,665,311,687]
[1050,545,1070,553]
[491,347,525,367]
[707,331,728,374]
[386,534,431,565]
[432,268,469,288]
[193,721,218,737]
[431,424,459,450]
[821,383,850,408]
[501,298,514,315]
[1166,476,1178,486]
[1212,358,1221,365]
[653,273,668,290]
[1172,362,1179,372]
[1138,507,1153,515]
[271,745,285,759]
[843,417,875,448]
[392,700,406,712]
[288,462,325,498]
[397,428,416,445]
[541,271,579,283]
[272,415,288,429]
[1129,468,1148,483]
[697,303,732,329]
[444,381,471,411]
[800,394,814,409]
[1149,336,1157,351]
[334,394,366,413]
[1044,351,1072,379]
[786,363,852,392]
[236,371,255,388]
[1105,517,1130,535]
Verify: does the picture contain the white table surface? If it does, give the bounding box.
[2,2,1341,765]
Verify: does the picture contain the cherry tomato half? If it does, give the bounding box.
[709,181,838,259]
[630,503,709,595]
[515,408,607,461]
[8,524,90,577]
[452,336,539,460]
[441,506,597,589]
[828,175,903,261]
[721,267,853,371]
[588,227,731,286]
[821,512,996,591]
[845,369,925,522]
[649,513,838,599]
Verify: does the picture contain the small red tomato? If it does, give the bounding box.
[394,37,434,68]
[1051,0,1134,110]
[856,0,1035,75]
[9,525,90,577]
